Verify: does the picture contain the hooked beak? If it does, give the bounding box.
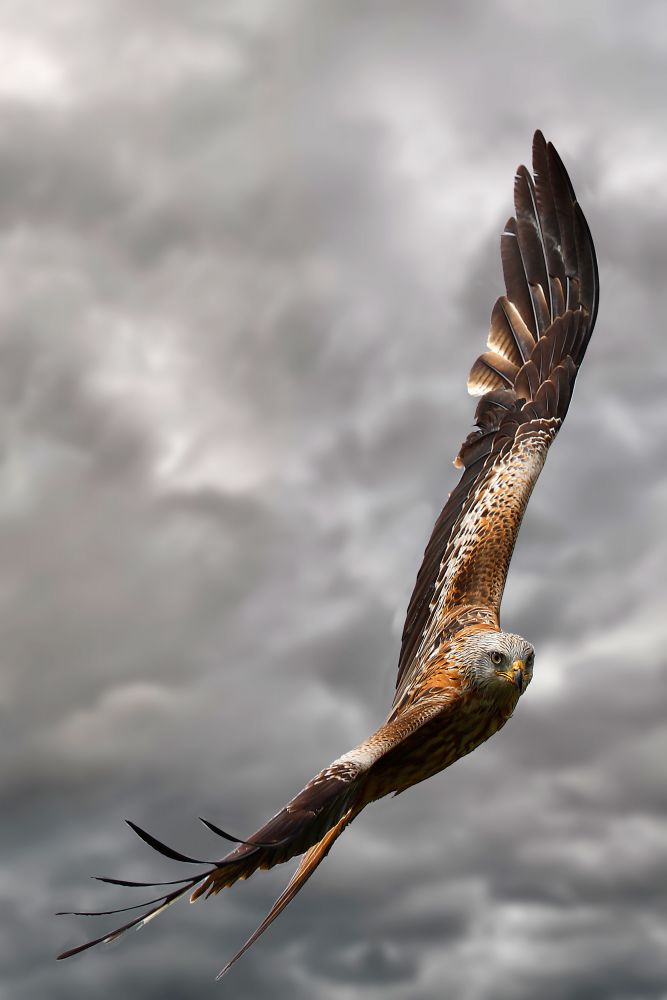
[510,659,525,693]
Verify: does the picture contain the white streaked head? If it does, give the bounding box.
[455,630,534,696]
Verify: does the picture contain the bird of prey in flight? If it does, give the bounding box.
[58,131,599,979]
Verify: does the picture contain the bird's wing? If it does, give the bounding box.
[57,695,450,966]
[394,131,598,706]
[210,691,452,979]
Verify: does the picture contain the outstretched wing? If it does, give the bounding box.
[395,131,598,705]
[57,696,449,967]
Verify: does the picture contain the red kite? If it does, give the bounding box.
[58,131,598,979]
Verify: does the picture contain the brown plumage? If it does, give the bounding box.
[57,131,599,979]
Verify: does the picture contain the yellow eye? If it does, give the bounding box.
[490,651,503,666]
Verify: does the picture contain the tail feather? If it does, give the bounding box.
[216,806,357,980]
[56,879,203,960]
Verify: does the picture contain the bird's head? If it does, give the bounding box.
[455,630,534,698]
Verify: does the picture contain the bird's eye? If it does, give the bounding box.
[490,651,503,665]
[526,652,535,667]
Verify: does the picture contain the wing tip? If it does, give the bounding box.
[125,819,213,865]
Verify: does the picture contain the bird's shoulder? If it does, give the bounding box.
[388,644,466,719]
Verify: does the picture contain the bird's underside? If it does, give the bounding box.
[57,130,599,979]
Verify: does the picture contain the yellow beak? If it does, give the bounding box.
[510,660,525,692]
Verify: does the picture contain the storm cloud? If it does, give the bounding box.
[2,2,666,997]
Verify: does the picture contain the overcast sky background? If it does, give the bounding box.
[1,2,666,998]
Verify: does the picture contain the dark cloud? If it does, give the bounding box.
[1,1,666,998]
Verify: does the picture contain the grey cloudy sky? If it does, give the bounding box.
[2,1,666,997]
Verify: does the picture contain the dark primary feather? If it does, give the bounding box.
[198,816,293,848]
[57,880,202,960]
[501,217,538,336]
[57,892,188,917]
[514,165,552,321]
[92,875,198,887]
[57,691,443,967]
[56,819,247,960]
[191,758,362,901]
[57,751,366,959]
[124,820,213,864]
[394,131,598,703]
[532,132,567,306]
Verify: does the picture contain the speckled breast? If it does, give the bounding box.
[366,694,518,802]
